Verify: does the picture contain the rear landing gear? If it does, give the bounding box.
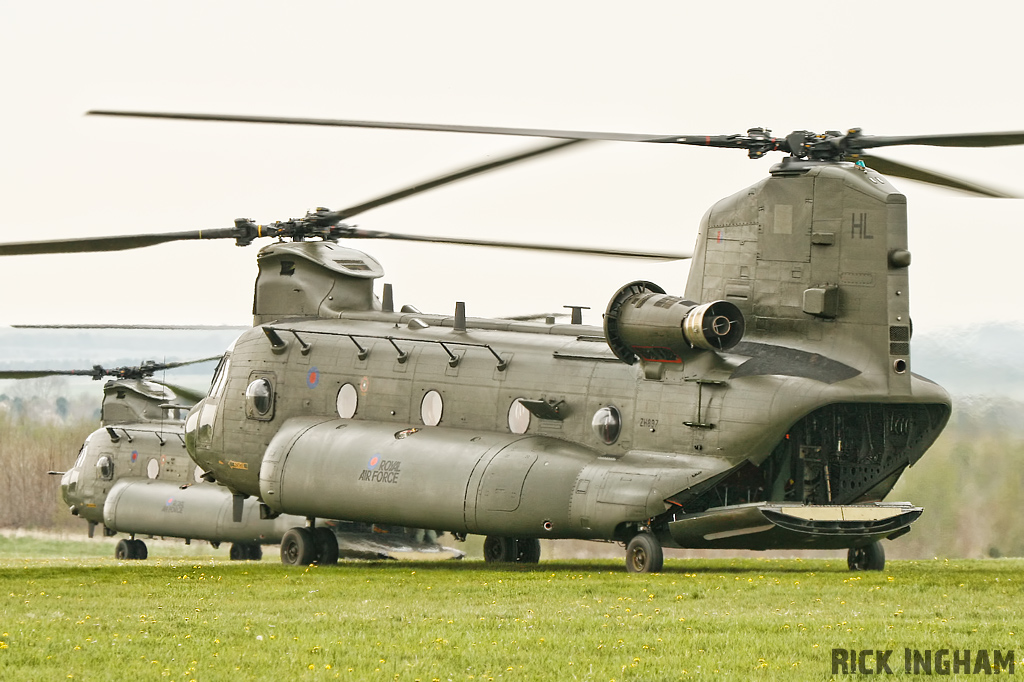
[848,541,885,571]
[313,527,339,565]
[482,536,541,564]
[280,528,318,566]
[115,538,148,560]
[625,533,663,574]
[230,542,263,561]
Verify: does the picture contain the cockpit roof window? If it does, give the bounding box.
[209,355,231,399]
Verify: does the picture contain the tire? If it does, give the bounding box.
[516,538,541,564]
[115,539,132,560]
[848,541,885,571]
[483,536,513,563]
[313,527,339,565]
[130,539,148,560]
[280,527,317,566]
[625,533,663,574]
[484,536,541,564]
[231,542,263,561]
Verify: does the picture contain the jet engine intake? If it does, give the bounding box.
[604,280,745,364]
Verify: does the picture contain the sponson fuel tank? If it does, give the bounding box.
[258,417,732,541]
[104,479,297,544]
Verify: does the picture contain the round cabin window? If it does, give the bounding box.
[337,383,358,419]
[245,378,274,416]
[96,455,114,481]
[508,398,531,435]
[592,405,622,445]
[420,390,443,426]
[147,458,160,479]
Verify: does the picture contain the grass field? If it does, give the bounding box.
[1,538,1020,681]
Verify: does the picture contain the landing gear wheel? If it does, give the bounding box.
[230,542,262,561]
[483,536,542,564]
[130,539,148,560]
[116,539,148,560]
[625,533,663,574]
[516,538,541,564]
[280,527,317,566]
[848,541,885,571]
[483,536,513,563]
[313,527,339,565]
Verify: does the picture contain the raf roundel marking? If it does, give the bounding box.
[368,455,380,469]
[131,450,138,462]
[307,367,319,388]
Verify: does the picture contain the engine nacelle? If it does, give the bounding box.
[604,280,745,364]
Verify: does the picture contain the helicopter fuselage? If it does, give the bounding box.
[186,310,947,548]
[184,160,951,553]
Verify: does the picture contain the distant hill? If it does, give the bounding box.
[911,322,1024,399]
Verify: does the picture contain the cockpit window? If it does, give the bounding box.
[73,445,88,470]
[209,354,232,399]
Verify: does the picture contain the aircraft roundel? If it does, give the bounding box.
[368,455,379,469]
[131,450,138,462]
[307,367,319,388]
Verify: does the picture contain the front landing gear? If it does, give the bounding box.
[115,538,148,560]
[482,536,541,564]
[625,533,663,574]
[848,541,885,571]
[280,526,339,566]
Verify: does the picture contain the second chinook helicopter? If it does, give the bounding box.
[7,112,1024,571]
[6,350,464,557]
[8,353,463,562]
[3,356,280,560]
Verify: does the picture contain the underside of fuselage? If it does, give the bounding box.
[653,399,950,551]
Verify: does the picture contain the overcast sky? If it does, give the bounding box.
[1,1,1021,336]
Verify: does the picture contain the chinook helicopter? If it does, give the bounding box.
[6,112,1024,572]
[6,352,464,562]
[1,355,274,560]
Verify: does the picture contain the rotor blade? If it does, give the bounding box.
[0,356,222,382]
[88,110,679,143]
[0,369,97,379]
[340,227,691,260]
[335,139,589,220]
[499,312,569,321]
[853,153,1019,198]
[0,228,238,256]
[146,355,223,372]
[89,110,1024,155]
[860,131,1024,150]
[12,324,249,330]
[153,380,208,404]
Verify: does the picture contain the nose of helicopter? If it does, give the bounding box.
[59,468,80,514]
[183,398,205,455]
